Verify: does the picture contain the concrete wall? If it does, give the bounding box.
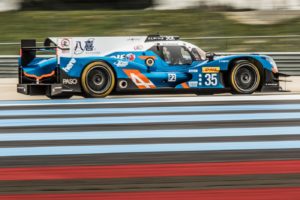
[154,0,300,10]
[2,0,299,11]
[0,0,20,11]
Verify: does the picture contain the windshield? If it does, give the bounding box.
[162,46,193,65]
[191,47,206,61]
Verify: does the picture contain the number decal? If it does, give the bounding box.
[204,74,218,86]
[123,69,156,89]
[130,73,155,88]
[168,73,176,82]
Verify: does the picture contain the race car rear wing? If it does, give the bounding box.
[20,39,69,67]
[20,40,37,66]
[19,39,70,85]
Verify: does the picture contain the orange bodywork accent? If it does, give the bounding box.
[181,82,189,89]
[23,70,55,81]
[123,69,156,89]
[138,56,157,60]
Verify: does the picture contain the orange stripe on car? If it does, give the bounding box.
[138,56,157,60]
[181,82,189,89]
[23,70,55,81]
[123,69,156,89]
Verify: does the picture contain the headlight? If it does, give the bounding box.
[266,57,278,73]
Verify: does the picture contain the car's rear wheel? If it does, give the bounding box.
[81,61,115,98]
[230,60,261,94]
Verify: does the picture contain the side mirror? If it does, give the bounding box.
[157,43,161,51]
[206,52,216,61]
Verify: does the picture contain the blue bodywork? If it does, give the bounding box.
[21,51,274,91]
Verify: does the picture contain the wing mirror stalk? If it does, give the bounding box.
[206,52,216,62]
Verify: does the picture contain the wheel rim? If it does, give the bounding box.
[233,63,259,93]
[85,65,112,94]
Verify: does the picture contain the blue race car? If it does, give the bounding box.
[18,35,284,98]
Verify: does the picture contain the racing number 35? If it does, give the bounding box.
[205,74,218,86]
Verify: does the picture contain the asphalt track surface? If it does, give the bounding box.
[1,94,300,199]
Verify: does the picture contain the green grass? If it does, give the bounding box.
[0,10,299,54]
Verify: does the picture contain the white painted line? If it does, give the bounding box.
[1,104,300,117]
[0,112,300,127]
[1,94,300,107]
[0,126,299,141]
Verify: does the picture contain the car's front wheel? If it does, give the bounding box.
[230,60,261,94]
[81,61,115,98]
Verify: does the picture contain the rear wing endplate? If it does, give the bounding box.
[20,39,69,66]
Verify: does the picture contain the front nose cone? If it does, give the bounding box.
[272,65,278,74]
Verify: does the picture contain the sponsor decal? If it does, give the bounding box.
[145,35,179,42]
[127,53,136,61]
[60,38,71,53]
[84,38,95,51]
[123,69,156,89]
[111,53,136,61]
[188,69,198,73]
[114,60,128,67]
[202,67,220,73]
[134,45,144,50]
[63,58,76,73]
[110,55,122,59]
[61,38,70,48]
[74,38,99,55]
[188,81,198,87]
[265,83,278,86]
[63,79,78,85]
[168,73,176,82]
[52,86,63,93]
[220,60,229,63]
[74,41,84,55]
[17,86,26,93]
[127,37,142,42]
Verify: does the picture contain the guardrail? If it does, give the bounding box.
[0,56,19,78]
[0,53,299,78]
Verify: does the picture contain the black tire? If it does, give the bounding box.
[230,60,261,94]
[81,61,115,98]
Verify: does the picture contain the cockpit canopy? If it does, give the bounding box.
[149,44,207,65]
